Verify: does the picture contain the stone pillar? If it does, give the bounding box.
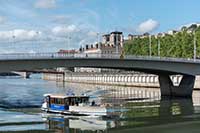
[159,74,195,97]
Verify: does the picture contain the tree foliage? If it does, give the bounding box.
[124,28,200,58]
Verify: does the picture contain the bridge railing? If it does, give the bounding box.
[124,55,197,62]
[0,53,121,60]
[0,52,198,63]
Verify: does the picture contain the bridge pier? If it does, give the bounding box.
[159,74,195,97]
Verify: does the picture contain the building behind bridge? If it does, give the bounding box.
[76,31,124,73]
[79,31,124,55]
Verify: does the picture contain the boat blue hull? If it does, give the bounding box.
[50,104,69,111]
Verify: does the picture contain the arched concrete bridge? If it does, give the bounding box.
[0,53,200,97]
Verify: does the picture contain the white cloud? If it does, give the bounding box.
[0,29,42,42]
[0,16,6,24]
[87,31,98,37]
[52,25,78,36]
[137,19,159,33]
[51,26,99,48]
[34,0,56,9]
[0,24,98,52]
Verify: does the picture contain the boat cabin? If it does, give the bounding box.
[44,94,89,111]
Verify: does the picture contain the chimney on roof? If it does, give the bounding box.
[95,43,98,49]
[79,47,82,52]
[86,45,89,50]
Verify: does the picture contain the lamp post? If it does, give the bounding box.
[68,36,71,50]
[149,34,152,57]
[194,32,197,61]
[36,31,39,53]
[158,38,160,57]
[66,35,71,50]
[96,32,100,49]
[12,35,15,49]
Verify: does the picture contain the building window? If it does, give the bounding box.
[106,37,110,42]
[118,35,121,41]
[114,36,116,45]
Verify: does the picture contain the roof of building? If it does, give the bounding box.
[102,34,110,37]
[110,31,123,34]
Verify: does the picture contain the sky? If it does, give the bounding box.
[0,0,200,53]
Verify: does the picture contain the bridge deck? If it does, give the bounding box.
[0,53,199,75]
[0,53,198,63]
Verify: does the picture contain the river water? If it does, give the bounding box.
[1,74,200,133]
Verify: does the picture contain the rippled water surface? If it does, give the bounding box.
[1,74,200,133]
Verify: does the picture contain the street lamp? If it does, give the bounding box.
[12,35,15,49]
[193,31,197,61]
[149,34,152,57]
[68,36,71,50]
[35,31,39,53]
[66,35,71,50]
[96,32,100,49]
[158,38,160,57]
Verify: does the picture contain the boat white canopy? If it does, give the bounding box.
[43,94,89,99]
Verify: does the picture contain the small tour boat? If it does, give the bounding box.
[41,93,107,116]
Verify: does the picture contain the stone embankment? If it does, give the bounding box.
[42,72,200,89]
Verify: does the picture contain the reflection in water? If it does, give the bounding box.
[45,116,111,132]
[115,98,200,133]
[1,76,200,132]
[160,98,194,116]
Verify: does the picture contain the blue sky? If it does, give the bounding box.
[0,0,200,53]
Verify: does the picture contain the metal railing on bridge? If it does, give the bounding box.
[0,52,198,63]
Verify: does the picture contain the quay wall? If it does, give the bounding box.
[42,73,200,89]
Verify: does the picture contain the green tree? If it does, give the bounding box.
[124,29,197,58]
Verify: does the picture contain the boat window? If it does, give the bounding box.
[50,98,55,104]
[71,98,75,106]
[57,99,59,104]
[61,97,90,106]
[75,98,80,106]
[56,98,64,105]
[81,97,89,103]
[65,99,69,105]
[50,98,65,105]
[55,98,58,104]
[61,99,64,104]
[76,97,80,103]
